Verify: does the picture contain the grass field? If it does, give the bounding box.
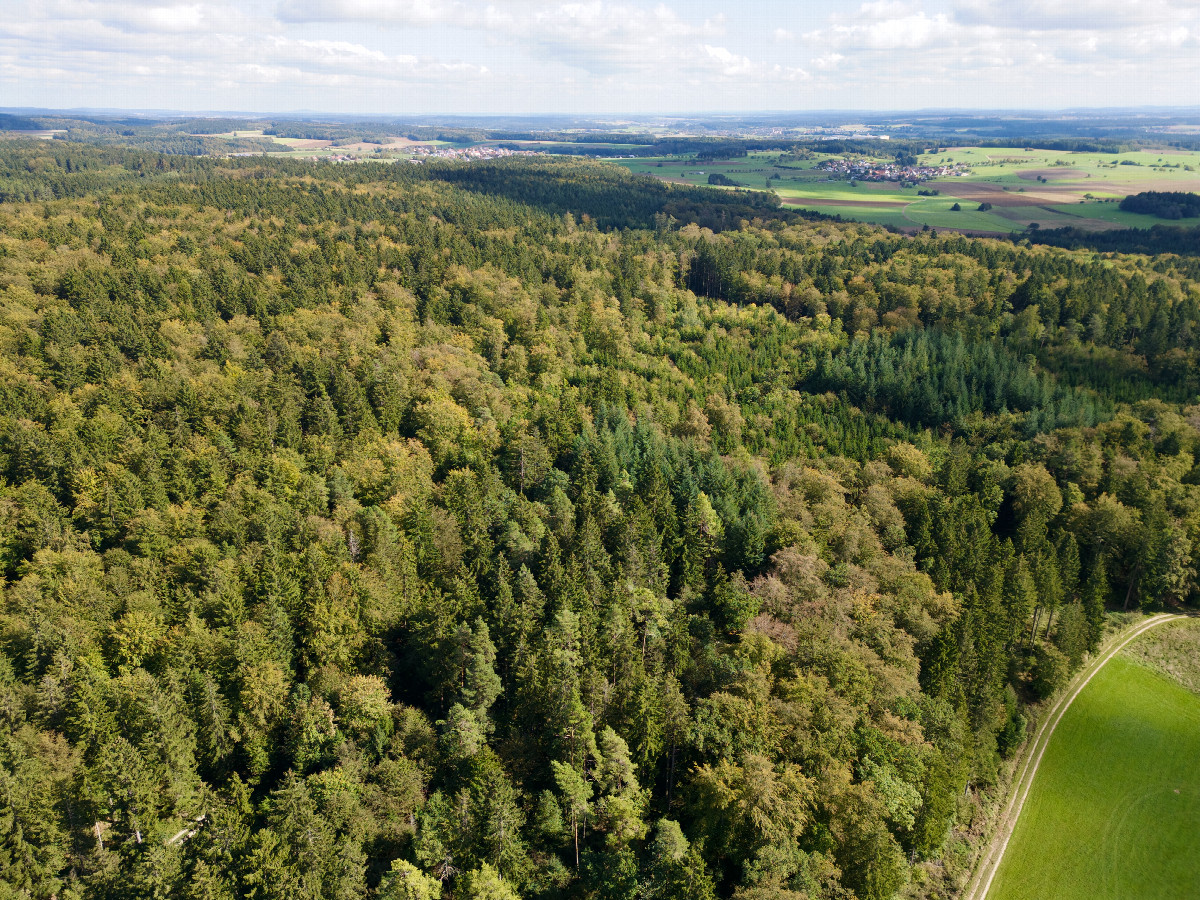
[781,204,916,229]
[988,629,1200,900]
[613,146,1200,234]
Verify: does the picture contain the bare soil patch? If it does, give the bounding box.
[936,182,1042,207]
[940,181,1092,207]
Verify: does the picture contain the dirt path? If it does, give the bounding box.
[961,613,1186,900]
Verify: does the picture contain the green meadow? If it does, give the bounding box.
[988,626,1200,900]
[780,204,915,229]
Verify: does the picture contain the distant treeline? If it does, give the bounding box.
[174,118,268,135]
[0,113,43,131]
[390,134,933,160]
[1023,224,1200,261]
[482,131,660,146]
[19,114,1200,162]
[0,142,832,233]
[1119,191,1200,219]
[0,141,264,201]
[62,132,288,157]
[264,124,396,144]
[418,157,831,231]
[12,110,1200,157]
[8,116,286,157]
[577,137,932,159]
[978,138,1145,154]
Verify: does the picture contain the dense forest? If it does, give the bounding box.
[0,144,1197,900]
[1118,191,1200,220]
[1024,223,1200,260]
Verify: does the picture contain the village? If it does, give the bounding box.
[816,156,969,183]
[408,145,543,162]
[257,144,549,164]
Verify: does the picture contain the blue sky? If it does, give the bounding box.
[3,0,1198,115]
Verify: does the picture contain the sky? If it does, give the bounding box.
[2,0,1199,116]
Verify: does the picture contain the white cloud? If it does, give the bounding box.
[0,0,812,114]
[811,52,844,71]
[701,45,807,81]
[811,12,955,51]
[0,0,488,102]
[35,1,254,35]
[277,0,731,77]
[136,5,207,31]
[276,0,464,26]
[790,0,1200,102]
[4,0,1200,113]
[953,0,1185,31]
[858,1,916,18]
[530,7,733,78]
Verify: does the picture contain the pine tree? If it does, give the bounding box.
[1083,555,1110,649]
[462,618,503,728]
[551,761,593,869]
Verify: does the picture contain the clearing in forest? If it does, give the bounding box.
[987,621,1200,900]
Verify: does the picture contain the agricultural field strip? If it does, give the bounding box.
[963,612,1186,900]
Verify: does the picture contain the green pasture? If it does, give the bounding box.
[919,145,1200,178]
[901,200,1024,232]
[503,141,654,151]
[773,182,919,204]
[988,637,1200,900]
[780,203,916,230]
[922,146,1200,199]
[779,196,1059,233]
[1045,201,1196,229]
[987,204,1111,231]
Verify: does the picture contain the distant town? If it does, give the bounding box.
[409,145,543,162]
[265,146,547,164]
[816,157,969,184]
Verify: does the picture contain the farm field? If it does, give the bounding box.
[613,147,1200,234]
[779,203,915,229]
[616,150,827,189]
[987,623,1200,900]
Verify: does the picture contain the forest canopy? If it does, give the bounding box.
[0,143,1197,900]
